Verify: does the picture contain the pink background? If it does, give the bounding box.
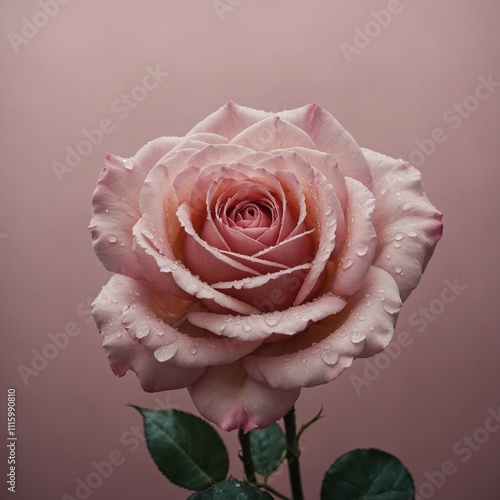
[1,1,499,499]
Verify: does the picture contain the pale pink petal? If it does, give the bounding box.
[276,147,348,213]
[243,266,401,390]
[280,104,373,190]
[132,221,191,298]
[90,137,180,278]
[188,101,273,140]
[231,116,316,151]
[213,264,312,312]
[92,274,204,391]
[252,230,315,268]
[188,362,300,432]
[132,228,260,315]
[363,149,443,301]
[253,154,343,305]
[183,132,229,144]
[178,203,264,284]
[330,178,377,297]
[188,293,346,341]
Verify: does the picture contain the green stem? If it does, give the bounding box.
[238,428,256,484]
[283,407,304,500]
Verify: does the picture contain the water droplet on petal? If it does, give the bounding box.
[264,313,282,327]
[355,243,369,256]
[321,348,339,366]
[383,303,399,314]
[124,158,135,170]
[369,326,374,331]
[154,344,177,362]
[136,324,150,339]
[189,346,198,355]
[301,358,307,364]
[392,241,402,249]
[325,206,333,216]
[408,230,418,238]
[350,331,366,344]
[394,265,403,274]
[243,323,252,332]
[402,201,412,211]
[342,259,354,270]
[394,232,404,241]
[107,234,118,243]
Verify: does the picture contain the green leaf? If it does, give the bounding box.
[249,423,286,477]
[133,407,229,491]
[321,448,415,500]
[188,480,273,499]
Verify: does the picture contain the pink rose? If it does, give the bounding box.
[90,102,442,432]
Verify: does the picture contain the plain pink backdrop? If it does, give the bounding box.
[1,1,499,499]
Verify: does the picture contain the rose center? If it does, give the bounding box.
[229,201,274,229]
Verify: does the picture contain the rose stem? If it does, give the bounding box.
[238,428,256,484]
[284,406,305,500]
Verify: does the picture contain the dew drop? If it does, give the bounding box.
[386,253,391,259]
[350,331,366,344]
[369,326,374,331]
[358,315,366,321]
[394,232,404,241]
[154,344,177,362]
[342,259,354,270]
[264,313,282,327]
[325,206,333,216]
[321,348,339,366]
[394,265,403,274]
[327,218,336,227]
[189,346,198,355]
[364,292,372,298]
[402,201,412,211]
[392,241,402,249]
[107,234,118,243]
[124,158,135,170]
[136,325,150,339]
[408,230,418,238]
[301,358,307,364]
[383,303,399,314]
[355,243,369,256]
[243,323,252,332]
[105,208,109,213]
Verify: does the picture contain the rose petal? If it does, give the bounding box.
[188,362,300,432]
[243,266,401,390]
[188,292,346,341]
[133,228,261,315]
[280,103,373,191]
[188,101,273,140]
[253,153,342,305]
[330,178,377,297]
[213,264,312,312]
[363,149,443,301]
[90,137,180,278]
[231,116,317,151]
[92,274,204,391]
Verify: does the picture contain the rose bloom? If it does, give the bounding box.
[90,102,442,432]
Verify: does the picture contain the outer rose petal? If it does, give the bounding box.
[92,275,204,391]
[330,178,377,297]
[363,149,443,301]
[188,362,300,432]
[188,292,346,341]
[90,137,180,278]
[231,116,317,151]
[280,104,374,191]
[187,101,272,140]
[243,266,401,390]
